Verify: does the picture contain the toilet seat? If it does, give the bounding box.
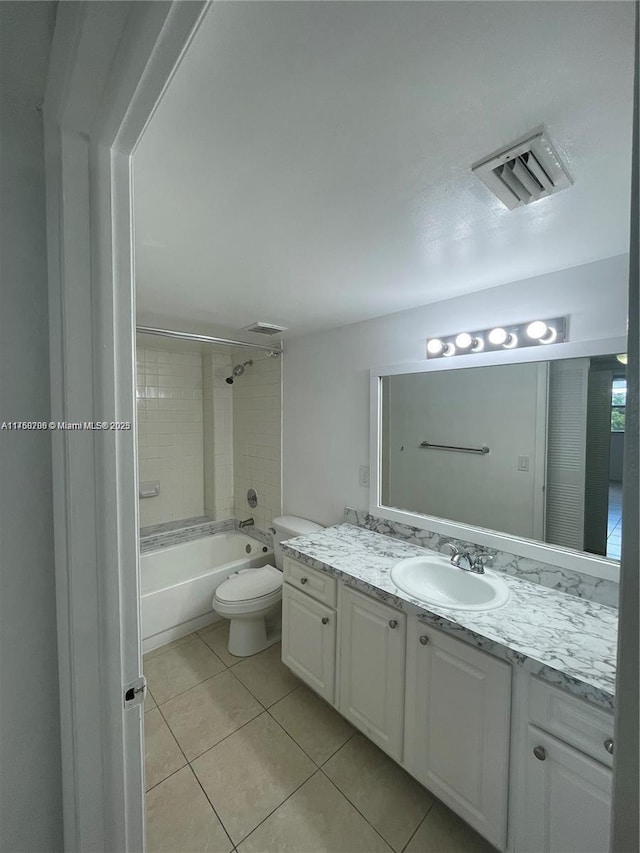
[213,565,282,616]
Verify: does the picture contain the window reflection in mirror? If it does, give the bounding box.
[380,354,625,562]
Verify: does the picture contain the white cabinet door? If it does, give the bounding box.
[281,583,336,703]
[338,585,406,761]
[404,618,511,850]
[521,725,612,853]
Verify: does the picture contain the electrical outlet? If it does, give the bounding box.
[517,455,530,472]
[359,465,370,487]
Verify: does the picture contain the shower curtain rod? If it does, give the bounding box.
[136,325,284,354]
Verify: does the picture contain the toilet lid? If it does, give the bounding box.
[216,565,282,603]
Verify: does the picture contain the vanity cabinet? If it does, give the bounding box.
[338,585,406,761]
[515,677,613,853]
[281,562,337,703]
[404,616,512,851]
[520,726,612,853]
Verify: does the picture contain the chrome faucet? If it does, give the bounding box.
[239,517,255,528]
[442,543,493,575]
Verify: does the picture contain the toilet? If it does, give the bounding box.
[212,515,323,657]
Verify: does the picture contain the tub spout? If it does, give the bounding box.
[239,517,254,528]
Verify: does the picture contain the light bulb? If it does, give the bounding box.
[503,332,519,349]
[427,338,444,356]
[526,320,548,340]
[442,343,456,357]
[488,327,509,346]
[617,353,628,365]
[471,336,485,352]
[539,326,558,344]
[455,332,473,349]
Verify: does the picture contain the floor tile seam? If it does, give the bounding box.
[226,767,324,849]
[144,761,188,795]
[143,632,206,662]
[318,767,401,853]
[185,706,267,765]
[399,799,437,853]
[197,631,239,665]
[263,702,327,768]
[153,697,191,767]
[187,760,236,852]
[318,730,357,767]
[145,632,227,672]
[151,663,236,708]
[224,664,273,710]
[229,663,300,711]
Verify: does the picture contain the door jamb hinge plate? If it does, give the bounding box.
[123,675,147,709]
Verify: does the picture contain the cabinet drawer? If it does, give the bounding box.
[283,557,337,607]
[529,677,614,768]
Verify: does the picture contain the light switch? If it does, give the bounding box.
[517,456,530,472]
[359,466,370,487]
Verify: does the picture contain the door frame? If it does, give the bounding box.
[43,2,208,849]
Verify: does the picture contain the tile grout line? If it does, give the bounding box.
[318,768,399,852]
[149,659,230,708]
[399,799,438,853]
[181,661,303,767]
[228,767,325,849]
[184,705,264,766]
[188,762,236,852]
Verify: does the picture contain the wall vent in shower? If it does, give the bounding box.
[472,127,573,210]
[242,321,288,336]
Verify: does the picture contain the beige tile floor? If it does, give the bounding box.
[144,623,497,853]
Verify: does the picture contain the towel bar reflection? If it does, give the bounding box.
[419,442,490,455]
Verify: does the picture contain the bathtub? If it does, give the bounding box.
[140,532,274,652]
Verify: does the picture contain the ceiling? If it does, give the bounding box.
[133,1,634,340]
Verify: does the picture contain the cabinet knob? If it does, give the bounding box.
[300,577,308,585]
[604,738,614,755]
[419,635,429,645]
[388,619,398,629]
[321,616,329,625]
[533,746,546,761]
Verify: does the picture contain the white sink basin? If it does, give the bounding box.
[390,554,510,611]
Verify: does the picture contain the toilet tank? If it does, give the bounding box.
[271,515,323,569]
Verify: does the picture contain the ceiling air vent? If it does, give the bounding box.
[242,321,288,336]
[472,128,573,210]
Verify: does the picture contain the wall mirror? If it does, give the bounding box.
[371,336,627,579]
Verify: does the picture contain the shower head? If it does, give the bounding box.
[225,360,253,384]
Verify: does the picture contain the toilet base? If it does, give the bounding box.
[227,606,282,657]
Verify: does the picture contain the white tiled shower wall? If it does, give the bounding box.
[136,339,281,532]
[203,346,235,520]
[233,349,282,531]
[136,344,204,526]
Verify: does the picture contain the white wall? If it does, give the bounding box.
[283,254,628,526]
[136,341,205,526]
[0,3,63,850]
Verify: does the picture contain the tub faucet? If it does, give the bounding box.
[239,517,255,529]
[442,543,493,574]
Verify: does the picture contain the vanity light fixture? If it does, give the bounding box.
[454,332,485,352]
[526,320,558,344]
[426,317,567,359]
[426,338,445,355]
[488,327,511,346]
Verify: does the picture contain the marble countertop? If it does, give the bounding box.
[281,524,617,711]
